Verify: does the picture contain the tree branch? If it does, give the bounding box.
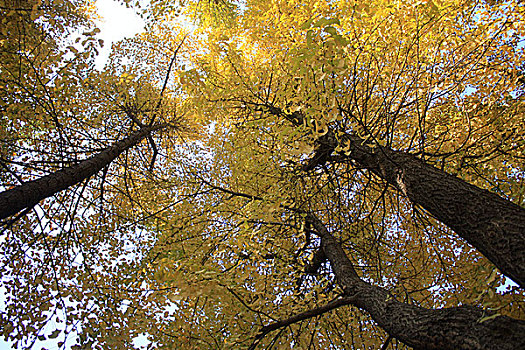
[303,213,525,350]
[262,103,525,288]
[248,295,357,350]
[150,34,189,126]
[196,180,525,349]
[0,124,167,220]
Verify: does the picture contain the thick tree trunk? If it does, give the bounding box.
[337,133,525,288]
[307,214,525,350]
[0,125,165,220]
[264,106,525,286]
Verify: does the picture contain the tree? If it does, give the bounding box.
[0,123,167,221]
[1,0,524,349]
[0,0,188,222]
[0,2,191,348]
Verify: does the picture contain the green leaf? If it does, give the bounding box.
[324,26,337,36]
[486,268,498,284]
[300,18,315,29]
[306,30,313,46]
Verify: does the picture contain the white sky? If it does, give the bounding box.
[0,4,145,349]
[94,0,145,68]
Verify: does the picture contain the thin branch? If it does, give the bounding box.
[381,335,393,350]
[150,34,189,126]
[248,295,357,350]
[147,135,158,172]
[199,177,264,202]
[1,206,34,232]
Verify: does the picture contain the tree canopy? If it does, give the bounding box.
[1,0,524,349]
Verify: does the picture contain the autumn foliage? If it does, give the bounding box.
[1,0,524,349]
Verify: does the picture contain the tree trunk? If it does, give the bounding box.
[263,105,525,287]
[307,214,525,350]
[338,133,525,288]
[0,125,165,220]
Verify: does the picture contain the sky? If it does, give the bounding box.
[94,0,145,69]
[0,1,144,349]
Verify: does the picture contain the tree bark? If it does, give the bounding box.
[269,102,525,288]
[262,105,525,287]
[336,133,525,288]
[306,214,525,350]
[201,178,525,349]
[0,125,165,220]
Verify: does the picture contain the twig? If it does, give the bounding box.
[150,34,189,126]
[381,335,393,350]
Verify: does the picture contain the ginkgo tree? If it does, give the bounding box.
[1,0,525,349]
[0,1,191,348]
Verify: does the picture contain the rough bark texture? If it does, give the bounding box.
[0,125,164,220]
[337,133,525,288]
[307,214,525,350]
[265,106,525,286]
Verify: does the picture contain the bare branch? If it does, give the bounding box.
[248,295,357,350]
[147,135,158,172]
[150,34,189,126]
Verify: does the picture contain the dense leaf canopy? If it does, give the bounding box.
[1,0,524,349]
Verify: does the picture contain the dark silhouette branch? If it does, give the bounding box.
[380,335,393,350]
[303,247,327,274]
[248,295,357,350]
[150,34,189,126]
[147,135,158,172]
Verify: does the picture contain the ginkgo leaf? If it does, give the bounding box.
[313,18,340,28]
[478,314,501,323]
[48,330,60,339]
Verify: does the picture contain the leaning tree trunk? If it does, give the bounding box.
[306,214,525,350]
[0,125,165,220]
[334,133,525,288]
[265,105,525,287]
